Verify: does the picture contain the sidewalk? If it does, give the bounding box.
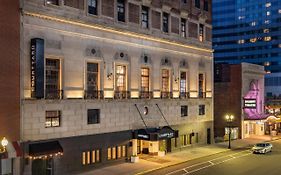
[76,135,281,175]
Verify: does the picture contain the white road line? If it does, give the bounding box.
[165,150,252,175]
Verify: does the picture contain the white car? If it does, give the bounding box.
[252,143,273,154]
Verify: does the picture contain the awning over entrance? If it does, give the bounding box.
[29,141,63,158]
[133,126,178,141]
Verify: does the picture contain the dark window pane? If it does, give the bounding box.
[88,109,100,124]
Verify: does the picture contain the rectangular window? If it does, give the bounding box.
[180,71,187,93]
[181,134,188,146]
[199,105,205,115]
[181,105,188,117]
[107,148,112,160]
[141,6,149,28]
[162,12,169,33]
[195,0,200,8]
[86,63,99,98]
[181,18,186,37]
[87,109,100,124]
[162,69,169,92]
[116,65,126,91]
[141,68,149,92]
[45,110,61,128]
[117,0,125,22]
[46,0,59,5]
[117,146,121,159]
[88,0,98,15]
[199,24,204,42]
[46,59,61,99]
[198,73,205,98]
[203,0,208,11]
[122,145,126,157]
[112,147,116,159]
[82,149,100,165]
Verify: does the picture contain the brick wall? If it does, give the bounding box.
[0,0,20,141]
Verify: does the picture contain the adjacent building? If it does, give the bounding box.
[0,0,213,174]
[214,63,268,141]
[212,0,281,96]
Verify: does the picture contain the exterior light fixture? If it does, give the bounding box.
[0,137,8,153]
[225,115,234,149]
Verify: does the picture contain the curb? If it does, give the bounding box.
[135,137,281,175]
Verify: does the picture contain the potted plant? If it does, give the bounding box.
[130,154,139,163]
[158,145,166,157]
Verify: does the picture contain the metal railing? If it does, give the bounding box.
[84,90,104,99]
[179,92,190,99]
[161,91,173,99]
[139,91,153,99]
[198,91,206,98]
[114,91,130,99]
[45,89,63,99]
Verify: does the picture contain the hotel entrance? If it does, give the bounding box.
[132,126,178,156]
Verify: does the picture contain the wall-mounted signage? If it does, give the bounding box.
[133,126,178,141]
[30,38,44,98]
[244,99,256,108]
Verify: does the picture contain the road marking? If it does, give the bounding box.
[165,150,252,175]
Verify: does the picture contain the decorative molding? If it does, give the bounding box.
[179,59,189,69]
[85,46,103,58]
[161,57,172,67]
[140,53,152,65]
[114,51,130,62]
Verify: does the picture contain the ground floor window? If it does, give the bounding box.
[180,134,189,146]
[82,149,101,165]
[107,145,127,160]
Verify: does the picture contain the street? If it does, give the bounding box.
[144,139,281,175]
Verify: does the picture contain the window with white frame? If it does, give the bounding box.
[162,69,170,92]
[116,65,126,91]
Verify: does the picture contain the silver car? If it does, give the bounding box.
[252,143,273,154]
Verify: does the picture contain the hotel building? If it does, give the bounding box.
[2,0,212,174]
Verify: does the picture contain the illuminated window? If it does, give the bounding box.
[198,73,205,98]
[250,21,256,26]
[250,38,257,43]
[264,29,270,33]
[45,111,61,128]
[265,3,271,7]
[264,20,270,24]
[238,39,245,44]
[181,18,187,38]
[266,11,270,16]
[279,44,281,48]
[264,36,271,41]
[122,146,126,157]
[116,65,126,91]
[82,149,101,165]
[279,9,281,14]
[107,148,112,160]
[180,71,187,94]
[264,62,270,66]
[87,63,99,97]
[141,68,149,92]
[46,0,59,5]
[162,69,170,92]
[238,16,245,20]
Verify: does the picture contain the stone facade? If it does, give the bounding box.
[21,0,213,174]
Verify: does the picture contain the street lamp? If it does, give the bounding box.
[0,137,8,153]
[225,115,234,149]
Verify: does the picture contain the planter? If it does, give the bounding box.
[158,151,165,157]
[130,156,139,163]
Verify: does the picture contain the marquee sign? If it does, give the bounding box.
[30,38,44,98]
[244,99,256,108]
[133,126,178,141]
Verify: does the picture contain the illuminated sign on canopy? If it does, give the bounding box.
[244,99,256,108]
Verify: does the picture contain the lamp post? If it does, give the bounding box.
[225,115,234,149]
[0,137,8,153]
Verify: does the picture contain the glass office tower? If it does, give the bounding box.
[213,0,281,96]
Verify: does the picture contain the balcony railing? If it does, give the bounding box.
[198,91,206,98]
[179,92,190,99]
[161,91,172,99]
[114,91,130,99]
[139,91,153,99]
[45,89,63,99]
[84,90,104,99]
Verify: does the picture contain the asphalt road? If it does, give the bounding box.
[144,139,281,175]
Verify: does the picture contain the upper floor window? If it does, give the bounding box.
[199,24,204,42]
[116,65,127,91]
[199,105,205,115]
[162,69,170,92]
[162,12,169,33]
[82,149,100,165]
[181,18,186,37]
[182,0,187,3]
[141,6,149,28]
[180,71,187,94]
[198,73,205,98]
[45,59,61,99]
[117,0,125,22]
[203,0,208,11]
[141,68,149,92]
[181,105,188,117]
[45,110,61,128]
[46,0,59,5]
[86,63,101,99]
[195,0,200,8]
[87,109,100,124]
[88,0,98,15]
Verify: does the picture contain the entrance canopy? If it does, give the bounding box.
[133,126,178,141]
[29,141,63,158]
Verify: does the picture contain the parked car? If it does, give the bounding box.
[252,143,273,154]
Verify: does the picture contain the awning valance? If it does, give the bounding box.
[133,126,178,141]
[29,141,63,157]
